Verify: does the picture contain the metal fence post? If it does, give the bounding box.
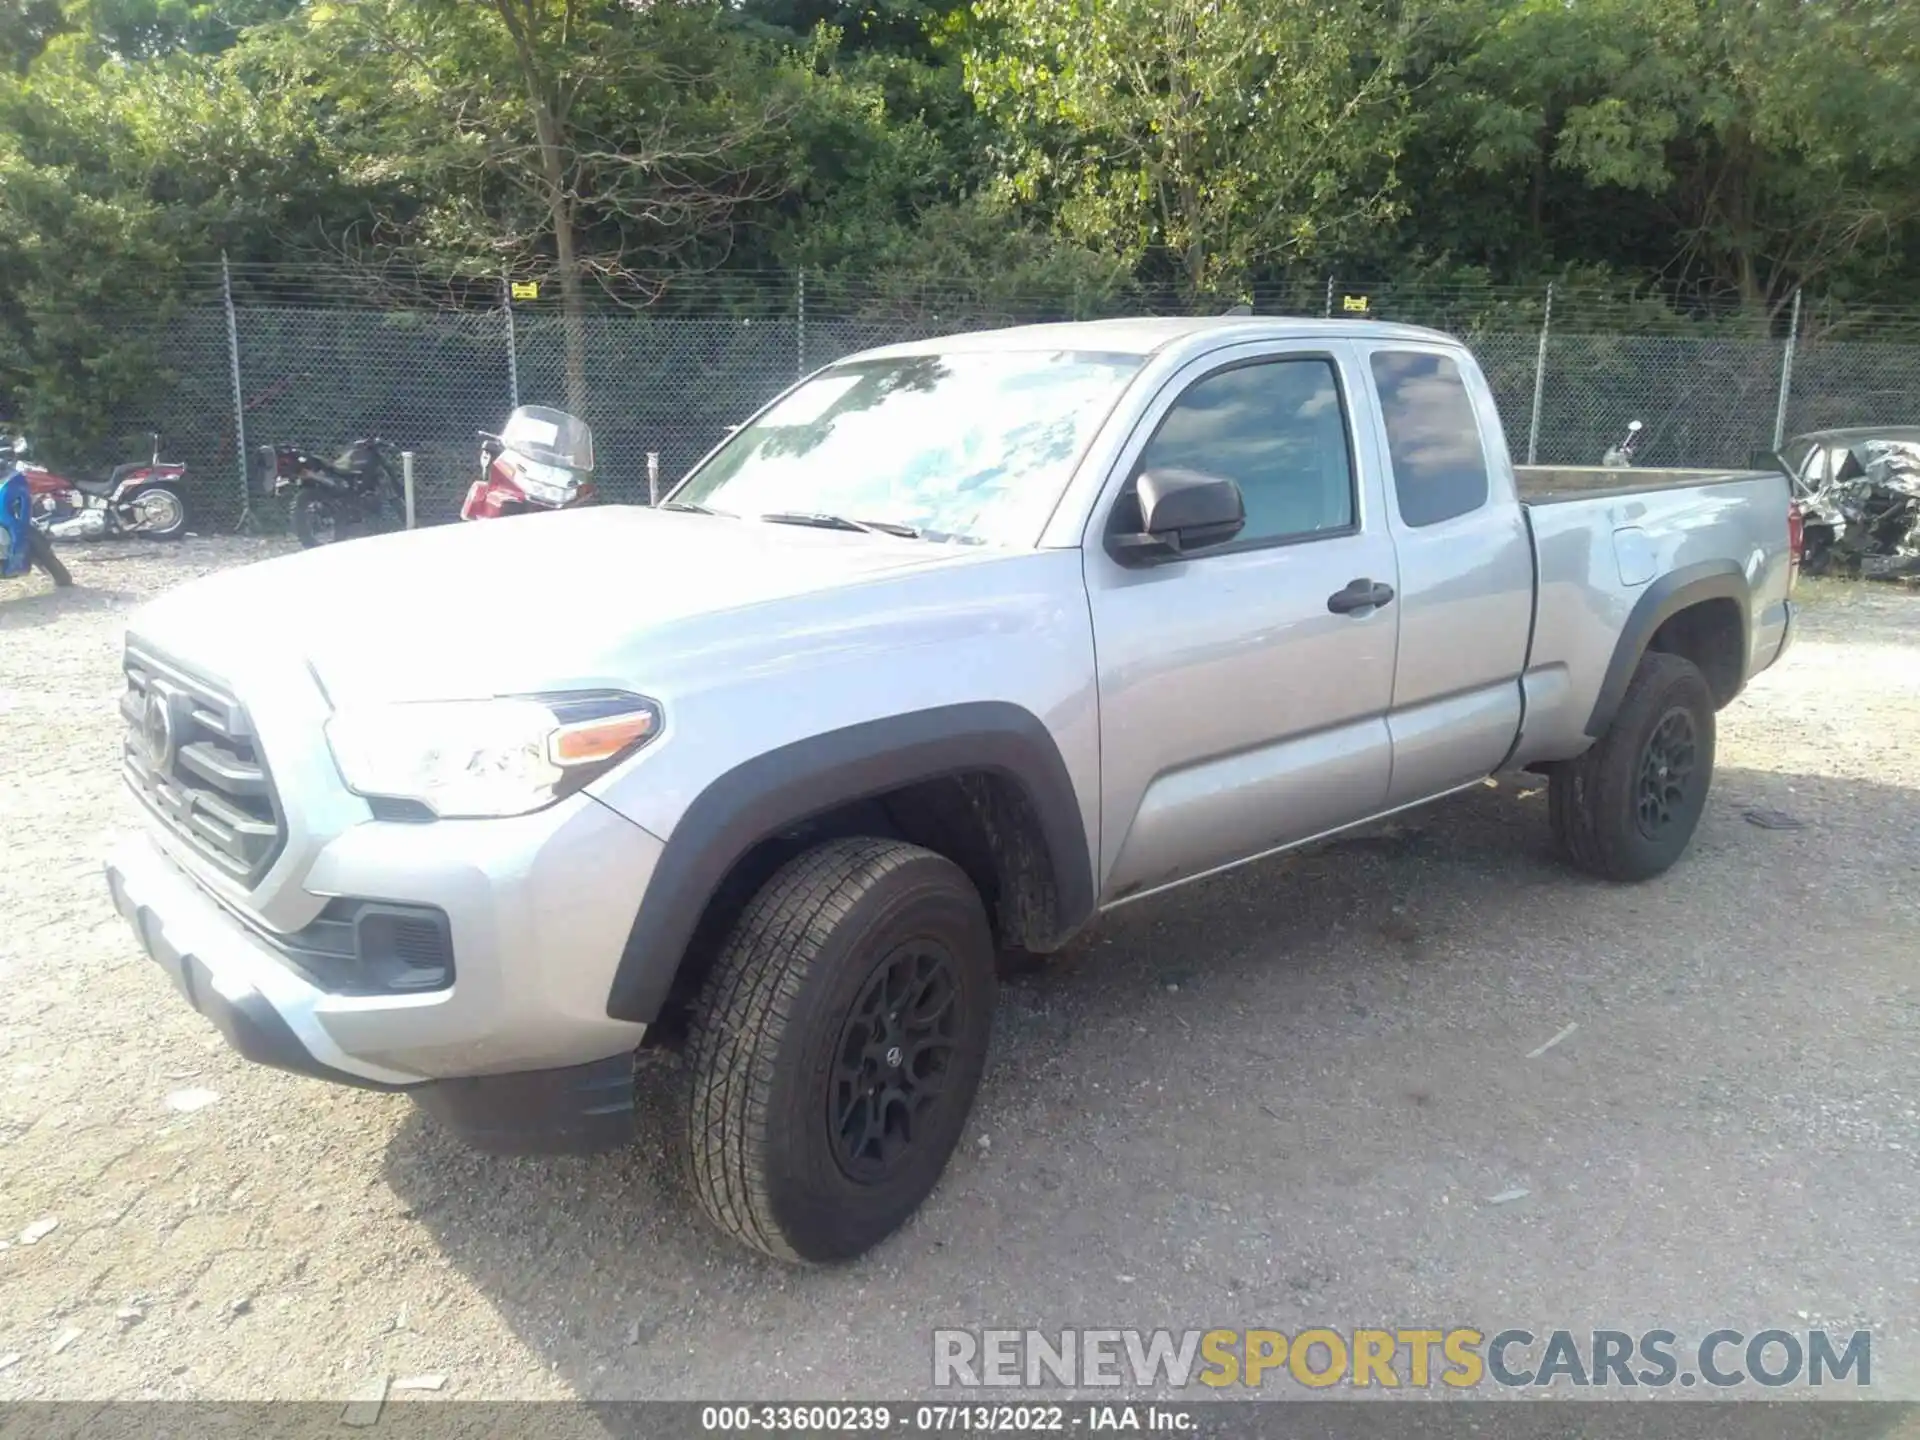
[401,451,416,529]
[503,276,521,410]
[221,253,251,530]
[1526,282,1554,465]
[647,451,660,506]
[1772,288,1803,449]
[796,267,807,379]
[1323,275,1335,319]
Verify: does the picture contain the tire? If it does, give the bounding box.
[683,837,996,1263]
[1801,526,1836,577]
[127,484,190,540]
[291,492,347,548]
[28,529,72,587]
[1549,651,1716,881]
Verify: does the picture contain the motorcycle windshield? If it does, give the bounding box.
[500,406,594,472]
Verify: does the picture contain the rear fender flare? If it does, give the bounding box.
[1584,560,1750,738]
[603,701,1094,1025]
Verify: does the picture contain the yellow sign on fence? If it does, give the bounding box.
[510,280,540,301]
[1342,294,1370,313]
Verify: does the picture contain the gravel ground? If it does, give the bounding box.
[1,539,1916,1402]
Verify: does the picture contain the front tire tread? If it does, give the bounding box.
[684,837,987,1264]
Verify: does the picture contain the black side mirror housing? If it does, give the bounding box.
[1109,468,1246,565]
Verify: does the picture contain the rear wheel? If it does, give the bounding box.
[682,837,996,1263]
[127,484,189,540]
[1549,651,1716,881]
[28,529,72,587]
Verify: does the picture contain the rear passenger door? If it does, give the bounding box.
[1084,342,1402,902]
[1363,344,1535,806]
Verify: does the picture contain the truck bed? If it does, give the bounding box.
[1515,465,1774,504]
[1509,466,1795,769]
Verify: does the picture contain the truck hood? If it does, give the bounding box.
[129,506,994,703]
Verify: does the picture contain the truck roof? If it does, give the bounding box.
[849,315,1460,362]
[1791,424,1920,447]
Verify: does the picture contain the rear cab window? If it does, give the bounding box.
[1370,350,1490,527]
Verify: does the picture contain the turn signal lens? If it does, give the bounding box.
[548,711,658,766]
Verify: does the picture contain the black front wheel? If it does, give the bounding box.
[1549,651,1717,881]
[28,529,72,587]
[683,837,996,1263]
[290,492,349,548]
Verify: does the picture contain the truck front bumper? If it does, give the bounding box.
[105,791,666,1153]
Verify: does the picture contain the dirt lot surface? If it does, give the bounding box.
[1,539,1916,1403]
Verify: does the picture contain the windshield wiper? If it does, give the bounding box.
[759,510,921,539]
[662,499,721,515]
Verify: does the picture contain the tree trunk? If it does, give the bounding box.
[1530,124,1548,238]
[498,0,590,417]
[528,102,588,417]
[543,158,590,418]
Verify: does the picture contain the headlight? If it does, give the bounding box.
[509,456,579,506]
[515,456,573,486]
[325,692,661,819]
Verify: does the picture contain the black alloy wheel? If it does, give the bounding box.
[1635,706,1699,838]
[829,940,963,1183]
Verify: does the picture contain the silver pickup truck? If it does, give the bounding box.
[106,317,1799,1262]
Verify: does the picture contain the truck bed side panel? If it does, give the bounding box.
[1514,473,1793,765]
[1515,465,1769,501]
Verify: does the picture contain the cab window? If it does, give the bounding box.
[1371,350,1490,527]
[1122,358,1355,547]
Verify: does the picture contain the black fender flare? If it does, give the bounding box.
[603,701,1095,1025]
[1584,560,1750,739]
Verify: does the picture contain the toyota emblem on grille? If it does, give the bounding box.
[140,688,179,773]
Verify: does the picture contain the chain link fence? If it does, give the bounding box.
[52,275,1920,533]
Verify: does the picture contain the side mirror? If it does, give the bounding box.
[1109,468,1245,565]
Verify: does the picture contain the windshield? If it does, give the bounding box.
[502,406,594,470]
[672,350,1144,545]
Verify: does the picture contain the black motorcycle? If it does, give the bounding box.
[252,438,403,548]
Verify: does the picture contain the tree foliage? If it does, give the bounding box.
[1410,0,1920,316]
[3,0,1919,453]
[967,0,1411,293]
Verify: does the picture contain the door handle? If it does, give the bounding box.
[1326,578,1395,615]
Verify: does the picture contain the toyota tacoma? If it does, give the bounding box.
[106,317,1799,1262]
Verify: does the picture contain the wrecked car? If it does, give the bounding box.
[1778,426,1920,578]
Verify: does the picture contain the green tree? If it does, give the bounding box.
[265,0,802,409]
[0,11,363,457]
[966,0,1413,294]
[1403,0,1920,318]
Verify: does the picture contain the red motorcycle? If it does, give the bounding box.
[460,406,597,521]
[19,431,192,541]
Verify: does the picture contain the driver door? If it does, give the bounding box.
[1084,342,1401,903]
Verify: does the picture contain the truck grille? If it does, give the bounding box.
[122,641,285,885]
